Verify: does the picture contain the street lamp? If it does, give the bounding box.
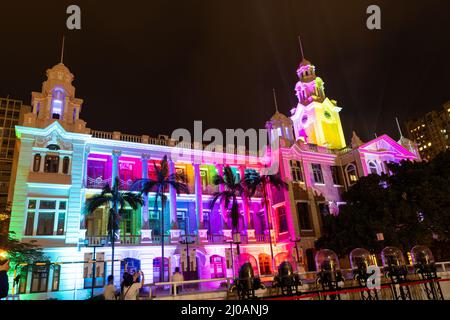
[289,237,302,271]
[179,218,195,281]
[84,237,106,299]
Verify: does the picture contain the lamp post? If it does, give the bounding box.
[225,240,235,277]
[290,237,302,271]
[179,218,195,280]
[84,237,106,299]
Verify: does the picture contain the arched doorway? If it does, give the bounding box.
[274,252,289,269]
[235,253,258,277]
[258,254,272,275]
[210,255,226,278]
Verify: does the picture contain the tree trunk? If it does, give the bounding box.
[160,195,165,283]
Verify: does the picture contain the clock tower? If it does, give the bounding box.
[290,59,346,149]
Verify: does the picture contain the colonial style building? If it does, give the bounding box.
[7,57,419,299]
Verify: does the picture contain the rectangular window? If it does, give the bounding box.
[277,206,288,233]
[30,264,49,293]
[290,160,303,182]
[296,202,312,230]
[331,166,342,185]
[37,212,55,235]
[52,265,61,291]
[311,164,324,184]
[25,199,67,237]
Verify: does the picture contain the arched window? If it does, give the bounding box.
[33,154,41,172]
[274,252,289,269]
[210,255,226,279]
[51,89,65,119]
[346,164,358,185]
[368,161,378,175]
[258,254,272,275]
[62,157,70,174]
[44,155,60,173]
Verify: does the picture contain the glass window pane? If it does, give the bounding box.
[28,200,37,209]
[25,212,35,236]
[39,200,56,210]
[37,212,55,235]
[59,201,66,210]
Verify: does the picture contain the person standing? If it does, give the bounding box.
[172,267,184,295]
[122,271,144,300]
[103,275,117,300]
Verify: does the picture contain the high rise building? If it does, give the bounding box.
[0,97,31,233]
[405,102,450,161]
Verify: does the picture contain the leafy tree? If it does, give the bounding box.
[84,177,143,277]
[0,231,46,270]
[243,169,287,267]
[131,155,189,282]
[210,166,245,253]
[316,152,450,259]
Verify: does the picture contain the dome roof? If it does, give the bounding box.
[297,58,312,70]
[49,63,71,73]
[271,111,290,122]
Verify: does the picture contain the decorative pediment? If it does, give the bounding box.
[358,134,416,158]
[34,131,73,151]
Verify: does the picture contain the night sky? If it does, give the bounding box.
[1,0,449,143]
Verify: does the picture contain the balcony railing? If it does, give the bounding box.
[208,234,226,244]
[120,235,141,245]
[86,177,112,189]
[119,178,134,191]
[202,185,218,195]
[89,130,262,157]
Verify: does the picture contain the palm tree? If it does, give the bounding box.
[244,169,287,272]
[84,176,143,277]
[210,166,245,255]
[131,155,189,282]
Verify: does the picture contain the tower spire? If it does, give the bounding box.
[395,117,404,138]
[272,88,279,113]
[298,35,305,60]
[60,36,65,64]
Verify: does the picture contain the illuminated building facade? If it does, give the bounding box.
[7,58,419,299]
[405,102,450,161]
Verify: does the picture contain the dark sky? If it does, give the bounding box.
[1,0,450,143]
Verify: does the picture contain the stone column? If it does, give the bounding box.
[194,163,203,228]
[141,154,150,231]
[111,150,122,187]
[239,166,251,229]
[169,159,177,227]
[216,164,227,231]
[82,147,90,187]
